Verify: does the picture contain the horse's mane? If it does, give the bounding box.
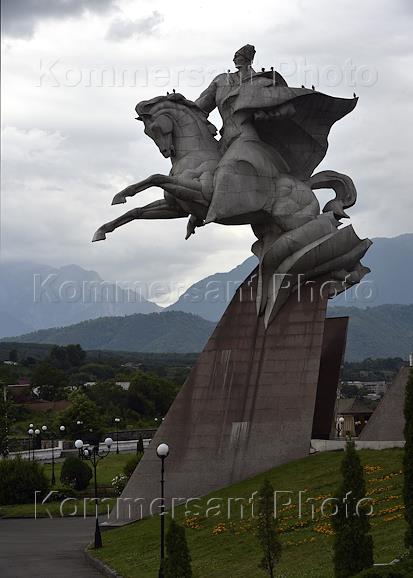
[135,93,217,136]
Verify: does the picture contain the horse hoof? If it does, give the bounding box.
[112,194,126,205]
[92,230,106,242]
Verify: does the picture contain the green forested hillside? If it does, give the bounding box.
[3,305,412,360]
[327,304,413,361]
[3,311,215,353]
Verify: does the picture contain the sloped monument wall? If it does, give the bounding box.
[109,269,332,525]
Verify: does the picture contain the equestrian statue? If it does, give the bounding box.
[93,45,371,326]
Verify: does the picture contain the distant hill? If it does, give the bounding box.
[166,256,257,321]
[1,234,410,340]
[2,311,215,354]
[2,304,412,361]
[332,233,413,307]
[0,261,161,338]
[327,304,413,361]
[167,233,413,321]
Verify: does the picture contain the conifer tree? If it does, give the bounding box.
[332,440,374,577]
[164,519,192,578]
[403,368,413,549]
[256,479,282,578]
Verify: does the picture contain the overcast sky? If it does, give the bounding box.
[1,0,412,304]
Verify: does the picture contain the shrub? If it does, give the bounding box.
[0,457,49,505]
[123,454,142,479]
[164,519,192,578]
[60,456,92,490]
[111,474,128,496]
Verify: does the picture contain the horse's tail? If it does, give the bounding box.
[308,170,357,219]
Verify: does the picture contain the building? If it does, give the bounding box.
[336,398,378,437]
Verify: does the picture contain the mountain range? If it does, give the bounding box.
[0,233,412,360]
[166,233,413,320]
[0,262,160,339]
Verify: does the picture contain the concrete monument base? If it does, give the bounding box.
[108,269,351,526]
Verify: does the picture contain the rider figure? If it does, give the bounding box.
[195,44,258,153]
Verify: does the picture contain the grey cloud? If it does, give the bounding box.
[1,0,115,38]
[106,11,163,41]
[2,0,412,302]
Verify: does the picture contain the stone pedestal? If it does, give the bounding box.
[109,268,335,525]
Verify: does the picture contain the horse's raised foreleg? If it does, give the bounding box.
[92,199,188,242]
[112,174,205,205]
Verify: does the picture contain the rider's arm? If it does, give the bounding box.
[195,78,218,115]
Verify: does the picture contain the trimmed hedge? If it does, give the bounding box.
[0,457,49,505]
[60,456,93,490]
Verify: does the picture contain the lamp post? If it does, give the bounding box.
[34,428,41,457]
[76,420,84,457]
[1,382,9,458]
[336,416,345,438]
[156,443,169,578]
[27,427,34,461]
[114,417,120,454]
[43,425,65,485]
[74,436,113,549]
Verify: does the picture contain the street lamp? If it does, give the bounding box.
[336,416,345,438]
[34,428,41,456]
[1,382,9,458]
[43,425,65,485]
[156,443,170,578]
[76,420,84,456]
[27,428,34,461]
[74,436,113,549]
[114,417,121,454]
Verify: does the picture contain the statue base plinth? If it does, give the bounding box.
[109,269,346,526]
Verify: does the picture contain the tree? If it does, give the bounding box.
[65,344,86,367]
[256,479,282,578]
[31,362,68,400]
[60,391,103,438]
[164,519,192,578]
[403,368,413,549]
[48,344,86,370]
[0,387,12,456]
[340,383,360,398]
[8,349,18,363]
[128,370,179,419]
[332,440,373,577]
[85,381,126,414]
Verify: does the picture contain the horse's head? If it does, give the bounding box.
[135,93,217,159]
[136,102,174,157]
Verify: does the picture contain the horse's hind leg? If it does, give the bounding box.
[92,199,188,242]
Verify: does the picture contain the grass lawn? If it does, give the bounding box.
[92,449,407,578]
[0,452,137,518]
[42,452,135,486]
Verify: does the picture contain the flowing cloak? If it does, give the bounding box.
[205,72,358,222]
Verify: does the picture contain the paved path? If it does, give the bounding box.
[0,518,104,577]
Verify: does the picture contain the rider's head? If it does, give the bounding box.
[233,44,256,69]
